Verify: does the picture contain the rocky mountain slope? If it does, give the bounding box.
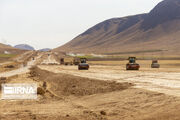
[55,0,180,55]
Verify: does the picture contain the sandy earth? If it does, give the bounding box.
[41,54,59,65]
[0,67,180,120]
[1,53,180,120]
[0,53,43,78]
[38,65,180,97]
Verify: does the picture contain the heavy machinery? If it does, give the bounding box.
[126,57,140,70]
[60,57,73,65]
[151,60,160,68]
[73,57,80,65]
[78,58,89,70]
[60,58,64,65]
[60,57,80,65]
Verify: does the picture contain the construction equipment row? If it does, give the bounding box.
[60,56,160,71]
[126,57,160,70]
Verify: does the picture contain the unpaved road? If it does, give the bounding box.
[41,54,59,65]
[39,65,180,97]
[0,53,42,78]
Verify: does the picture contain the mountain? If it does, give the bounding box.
[0,43,24,54]
[39,48,51,52]
[14,44,35,50]
[55,0,180,55]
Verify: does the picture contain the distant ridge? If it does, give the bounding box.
[39,48,51,52]
[14,44,35,50]
[0,43,24,54]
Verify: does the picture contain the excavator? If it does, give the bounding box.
[126,57,140,70]
[78,58,89,70]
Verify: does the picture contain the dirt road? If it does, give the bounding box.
[38,65,180,97]
[41,54,59,65]
[0,52,43,77]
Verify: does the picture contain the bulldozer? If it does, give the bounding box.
[78,58,89,70]
[126,57,140,70]
[151,60,160,68]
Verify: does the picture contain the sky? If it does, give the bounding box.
[0,0,163,50]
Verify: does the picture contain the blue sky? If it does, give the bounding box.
[0,0,163,49]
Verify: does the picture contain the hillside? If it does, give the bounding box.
[0,43,24,54]
[14,44,35,51]
[55,0,180,55]
[39,48,51,52]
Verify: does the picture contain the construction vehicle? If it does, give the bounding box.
[73,57,80,65]
[60,57,80,65]
[62,58,73,65]
[60,58,64,65]
[126,57,140,70]
[78,58,89,70]
[151,60,160,68]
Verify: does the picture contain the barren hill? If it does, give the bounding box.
[14,44,35,51]
[0,43,24,54]
[55,0,180,55]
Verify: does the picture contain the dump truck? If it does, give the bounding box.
[151,60,160,68]
[78,58,89,70]
[60,57,80,65]
[60,58,73,65]
[126,57,140,70]
[73,57,80,65]
[60,58,65,65]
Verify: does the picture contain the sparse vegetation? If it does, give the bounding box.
[104,49,163,55]
[0,54,16,58]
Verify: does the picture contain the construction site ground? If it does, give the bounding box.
[1,52,180,120]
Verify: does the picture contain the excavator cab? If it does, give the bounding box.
[126,57,140,70]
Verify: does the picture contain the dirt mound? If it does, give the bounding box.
[0,111,79,120]
[31,67,133,97]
